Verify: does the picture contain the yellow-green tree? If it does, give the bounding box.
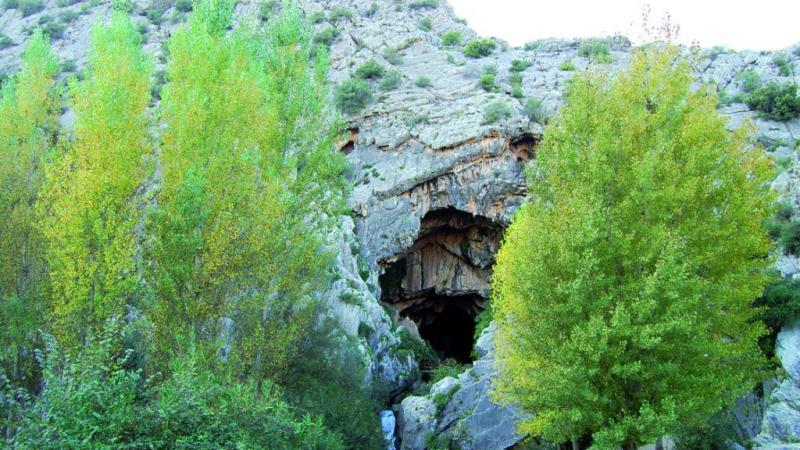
[492,47,775,449]
[40,13,152,348]
[149,0,348,382]
[0,31,59,386]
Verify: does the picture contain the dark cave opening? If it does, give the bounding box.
[379,208,502,364]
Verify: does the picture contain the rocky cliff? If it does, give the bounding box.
[2,0,799,448]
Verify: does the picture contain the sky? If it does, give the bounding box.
[447,0,800,51]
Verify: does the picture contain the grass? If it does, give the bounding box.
[414,75,432,88]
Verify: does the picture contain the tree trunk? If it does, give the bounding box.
[571,439,580,450]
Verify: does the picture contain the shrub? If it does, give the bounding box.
[313,27,339,47]
[146,0,168,24]
[259,0,279,22]
[746,82,800,121]
[419,17,432,31]
[524,40,540,51]
[473,301,493,343]
[559,60,576,71]
[60,59,77,73]
[512,84,523,99]
[737,69,760,93]
[2,0,18,10]
[0,32,14,50]
[382,46,403,65]
[335,78,373,114]
[431,359,466,384]
[409,0,438,9]
[18,0,43,16]
[578,39,611,63]
[779,221,800,254]
[525,97,547,124]
[463,38,496,58]
[175,0,192,12]
[478,73,496,92]
[510,59,533,72]
[508,72,523,85]
[441,30,461,46]
[397,327,438,366]
[773,53,794,76]
[482,100,511,124]
[329,6,353,22]
[58,9,79,22]
[379,69,401,90]
[415,75,432,87]
[111,0,133,13]
[364,2,378,17]
[42,20,65,40]
[355,59,385,79]
[56,0,80,6]
[308,10,325,23]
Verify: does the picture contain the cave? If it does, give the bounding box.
[379,208,502,364]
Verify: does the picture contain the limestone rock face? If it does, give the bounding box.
[754,320,800,448]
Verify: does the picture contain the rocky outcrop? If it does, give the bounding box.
[397,322,526,450]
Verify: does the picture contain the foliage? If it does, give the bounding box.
[2,0,18,10]
[578,39,612,63]
[559,60,576,71]
[398,327,438,367]
[754,276,800,356]
[773,53,794,77]
[40,13,151,350]
[355,59,385,79]
[746,82,800,121]
[329,5,353,22]
[431,359,466,384]
[463,38,496,58]
[382,46,403,65]
[415,75,432,87]
[673,408,744,450]
[335,78,373,113]
[409,0,438,9]
[737,69,760,93]
[441,30,461,46]
[473,301,492,343]
[492,47,774,449]
[0,30,59,391]
[525,97,547,124]
[313,27,339,47]
[478,73,496,92]
[510,59,533,73]
[18,0,42,16]
[150,1,349,384]
[175,0,192,12]
[482,99,510,124]
[419,17,432,31]
[380,69,401,91]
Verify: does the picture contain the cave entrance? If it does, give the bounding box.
[379,208,502,364]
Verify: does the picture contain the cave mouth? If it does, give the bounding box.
[379,208,502,364]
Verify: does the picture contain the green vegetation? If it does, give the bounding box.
[18,0,43,16]
[525,97,547,124]
[492,47,774,449]
[737,69,760,93]
[2,0,18,9]
[355,59,385,79]
[482,99,510,124]
[767,202,800,255]
[313,26,339,47]
[510,59,533,72]
[746,82,800,121]
[409,0,438,9]
[559,60,576,71]
[578,38,612,63]
[755,276,800,355]
[463,38,496,58]
[415,75,432,87]
[773,53,794,76]
[441,30,461,46]
[419,17,432,31]
[329,5,353,22]
[382,46,403,65]
[478,73,496,92]
[380,69,401,90]
[175,0,192,12]
[335,78,373,113]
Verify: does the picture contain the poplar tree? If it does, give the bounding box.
[40,14,152,348]
[492,47,775,449]
[149,0,348,382]
[0,31,59,386]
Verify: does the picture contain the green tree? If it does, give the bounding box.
[492,47,775,449]
[149,0,349,383]
[0,30,59,388]
[39,13,152,349]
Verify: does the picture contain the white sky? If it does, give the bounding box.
[447,0,800,51]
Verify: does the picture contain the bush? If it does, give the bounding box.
[559,60,576,71]
[355,59,385,79]
[18,0,43,16]
[397,327,438,367]
[380,69,401,90]
[431,359,466,384]
[779,221,800,254]
[0,32,14,50]
[382,46,403,65]
[175,0,192,12]
[773,53,794,76]
[737,69,760,93]
[329,6,353,22]
[335,78,373,114]
[478,73,496,92]
[441,30,461,46]
[578,39,611,63]
[473,301,493,342]
[525,97,548,124]
[313,27,339,47]
[510,59,533,73]
[409,0,438,9]
[42,21,65,40]
[2,0,17,10]
[60,59,77,73]
[463,38,496,58]
[755,277,800,338]
[746,82,800,121]
[482,100,511,124]
[415,75,432,87]
[419,17,432,31]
